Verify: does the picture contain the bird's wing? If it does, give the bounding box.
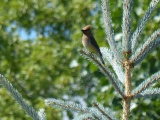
[90,36,101,52]
[90,36,104,64]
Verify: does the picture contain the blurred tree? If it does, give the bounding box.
[0,0,159,119]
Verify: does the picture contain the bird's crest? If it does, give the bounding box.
[82,25,91,31]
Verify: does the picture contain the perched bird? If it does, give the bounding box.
[81,25,105,65]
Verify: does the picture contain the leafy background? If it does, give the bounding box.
[0,0,160,119]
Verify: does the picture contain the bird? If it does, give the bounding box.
[81,25,105,65]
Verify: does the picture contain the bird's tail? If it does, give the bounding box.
[98,52,105,65]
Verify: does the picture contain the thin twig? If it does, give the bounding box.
[122,0,133,52]
[132,73,160,97]
[0,74,40,120]
[93,103,113,120]
[101,0,123,62]
[80,50,124,98]
[131,0,160,51]
[135,88,160,98]
[131,29,160,65]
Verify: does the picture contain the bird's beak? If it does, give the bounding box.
[81,29,88,32]
[81,29,84,33]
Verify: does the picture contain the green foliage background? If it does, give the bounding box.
[0,0,160,119]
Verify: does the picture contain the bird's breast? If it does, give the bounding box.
[82,35,98,54]
[82,35,91,48]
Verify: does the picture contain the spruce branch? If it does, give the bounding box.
[93,102,116,120]
[73,113,96,120]
[38,109,46,120]
[135,88,160,98]
[80,50,124,98]
[132,71,160,97]
[0,74,40,120]
[122,0,133,52]
[131,0,160,51]
[45,98,89,113]
[131,29,160,65]
[89,108,110,120]
[45,98,113,120]
[101,47,125,84]
[80,49,100,66]
[101,0,123,62]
